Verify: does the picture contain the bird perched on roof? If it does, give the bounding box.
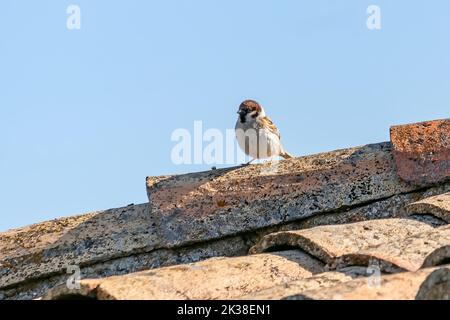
[235,100,293,164]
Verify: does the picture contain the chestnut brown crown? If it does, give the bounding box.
[238,100,262,113]
[237,100,263,122]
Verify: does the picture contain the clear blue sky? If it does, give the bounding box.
[1,1,449,231]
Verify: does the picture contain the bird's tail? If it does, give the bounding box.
[281,151,294,159]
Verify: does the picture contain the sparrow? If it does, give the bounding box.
[235,100,293,163]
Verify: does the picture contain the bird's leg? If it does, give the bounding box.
[242,158,256,166]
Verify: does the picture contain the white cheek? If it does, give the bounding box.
[247,111,258,120]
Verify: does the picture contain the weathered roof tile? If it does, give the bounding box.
[280,184,449,230]
[336,225,450,272]
[390,119,450,185]
[3,143,439,298]
[146,143,421,247]
[41,250,324,300]
[239,267,367,300]
[415,267,450,300]
[250,219,433,266]
[285,266,449,300]
[406,192,450,223]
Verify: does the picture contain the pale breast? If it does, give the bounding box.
[235,119,283,159]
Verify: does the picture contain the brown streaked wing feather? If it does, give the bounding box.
[260,116,281,139]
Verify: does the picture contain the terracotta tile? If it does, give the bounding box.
[390,119,450,185]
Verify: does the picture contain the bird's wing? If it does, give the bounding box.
[260,116,281,139]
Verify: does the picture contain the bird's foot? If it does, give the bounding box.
[241,159,256,166]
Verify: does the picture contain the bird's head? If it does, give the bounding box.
[237,100,265,123]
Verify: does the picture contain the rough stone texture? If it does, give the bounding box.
[1,143,434,297]
[0,204,152,290]
[41,251,324,300]
[280,184,449,230]
[422,246,450,268]
[38,279,101,300]
[0,190,449,299]
[0,189,441,301]
[336,225,450,272]
[250,219,433,268]
[285,266,445,300]
[146,143,422,247]
[239,267,367,300]
[1,235,254,300]
[2,139,449,300]
[416,267,450,300]
[406,192,450,223]
[3,185,448,300]
[390,118,450,186]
